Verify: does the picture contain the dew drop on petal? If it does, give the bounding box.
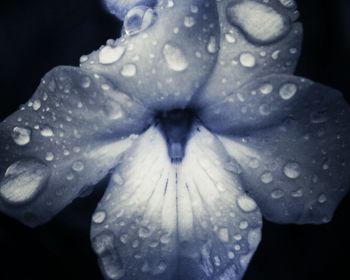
[40,126,54,137]
[0,160,50,205]
[318,194,327,204]
[163,43,188,72]
[72,160,85,172]
[121,64,137,77]
[226,1,291,44]
[261,172,273,184]
[218,228,230,242]
[12,127,31,146]
[207,36,218,54]
[225,33,236,44]
[99,46,126,64]
[279,0,296,8]
[283,162,301,179]
[237,195,257,212]
[239,52,256,68]
[279,83,298,100]
[271,189,285,199]
[124,6,157,36]
[184,16,196,28]
[93,211,107,224]
[45,152,55,162]
[32,100,42,111]
[259,83,273,95]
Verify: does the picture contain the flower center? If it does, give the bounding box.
[157,109,196,163]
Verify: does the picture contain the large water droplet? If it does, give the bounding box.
[12,126,31,146]
[163,43,188,72]
[283,162,301,179]
[279,83,297,100]
[99,46,126,65]
[227,1,291,44]
[0,160,50,205]
[124,6,157,36]
[237,195,257,212]
[239,52,256,68]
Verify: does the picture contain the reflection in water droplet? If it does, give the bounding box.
[124,6,157,36]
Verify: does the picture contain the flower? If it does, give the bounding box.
[0,0,349,279]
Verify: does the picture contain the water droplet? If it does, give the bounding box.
[237,195,257,212]
[207,36,218,54]
[279,83,297,100]
[228,251,235,259]
[318,194,327,204]
[93,211,106,224]
[271,189,285,199]
[120,234,128,244]
[32,100,42,111]
[99,46,126,64]
[163,43,188,72]
[121,63,137,77]
[124,6,157,36]
[81,76,91,88]
[283,162,301,179]
[249,158,260,169]
[72,160,85,172]
[0,160,50,205]
[225,33,236,43]
[260,83,273,95]
[291,188,303,198]
[239,52,256,68]
[259,104,271,115]
[184,16,196,28]
[138,226,151,238]
[261,172,273,184]
[310,110,329,124]
[279,0,296,8]
[40,126,54,137]
[45,152,55,162]
[239,220,249,230]
[218,228,230,242]
[12,127,31,146]
[226,1,291,44]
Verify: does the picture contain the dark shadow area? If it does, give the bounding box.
[0,0,349,279]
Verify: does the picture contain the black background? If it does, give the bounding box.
[0,0,350,279]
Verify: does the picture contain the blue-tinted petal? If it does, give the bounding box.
[195,0,302,108]
[82,0,220,111]
[209,75,350,224]
[0,66,151,227]
[91,125,262,280]
[103,0,157,19]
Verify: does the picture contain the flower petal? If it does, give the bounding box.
[195,0,302,108]
[91,125,262,280]
[82,0,220,111]
[209,75,350,224]
[0,66,151,227]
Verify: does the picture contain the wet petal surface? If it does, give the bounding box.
[207,75,350,224]
[0,66,151,226]
[195,0,302,108]
[103,0,157,19]
[91,125,262,280]
[82,0,219,111]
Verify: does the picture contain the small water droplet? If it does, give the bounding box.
[93,211,106,224]
[184,16,196,28]
[271,189,285,199]
[207,36,218,54]
[81,76,91,88]
[121,64,137,77]
[279,83,297,100]
[318,194,327,204]
[237,195,257,212]
[45,152,55,162]
[40,126,54,137]
[72,160,85,172]
[259,83,273,95]
[218,228,230,242]
[239,220,249,230]
[283,162,301,179]
[225,33,236,43]
[32,100,42,111]
[261,172,273,184]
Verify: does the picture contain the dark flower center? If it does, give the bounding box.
[156,109,196,163]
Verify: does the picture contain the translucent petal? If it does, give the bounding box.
[209,75,350,224]
[82,0,220,111]
[102,0,157,19]
[195,0,302,108]
[91,125,262,280]
[0,66,151,226]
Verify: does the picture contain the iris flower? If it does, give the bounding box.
[0,0,349,279]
